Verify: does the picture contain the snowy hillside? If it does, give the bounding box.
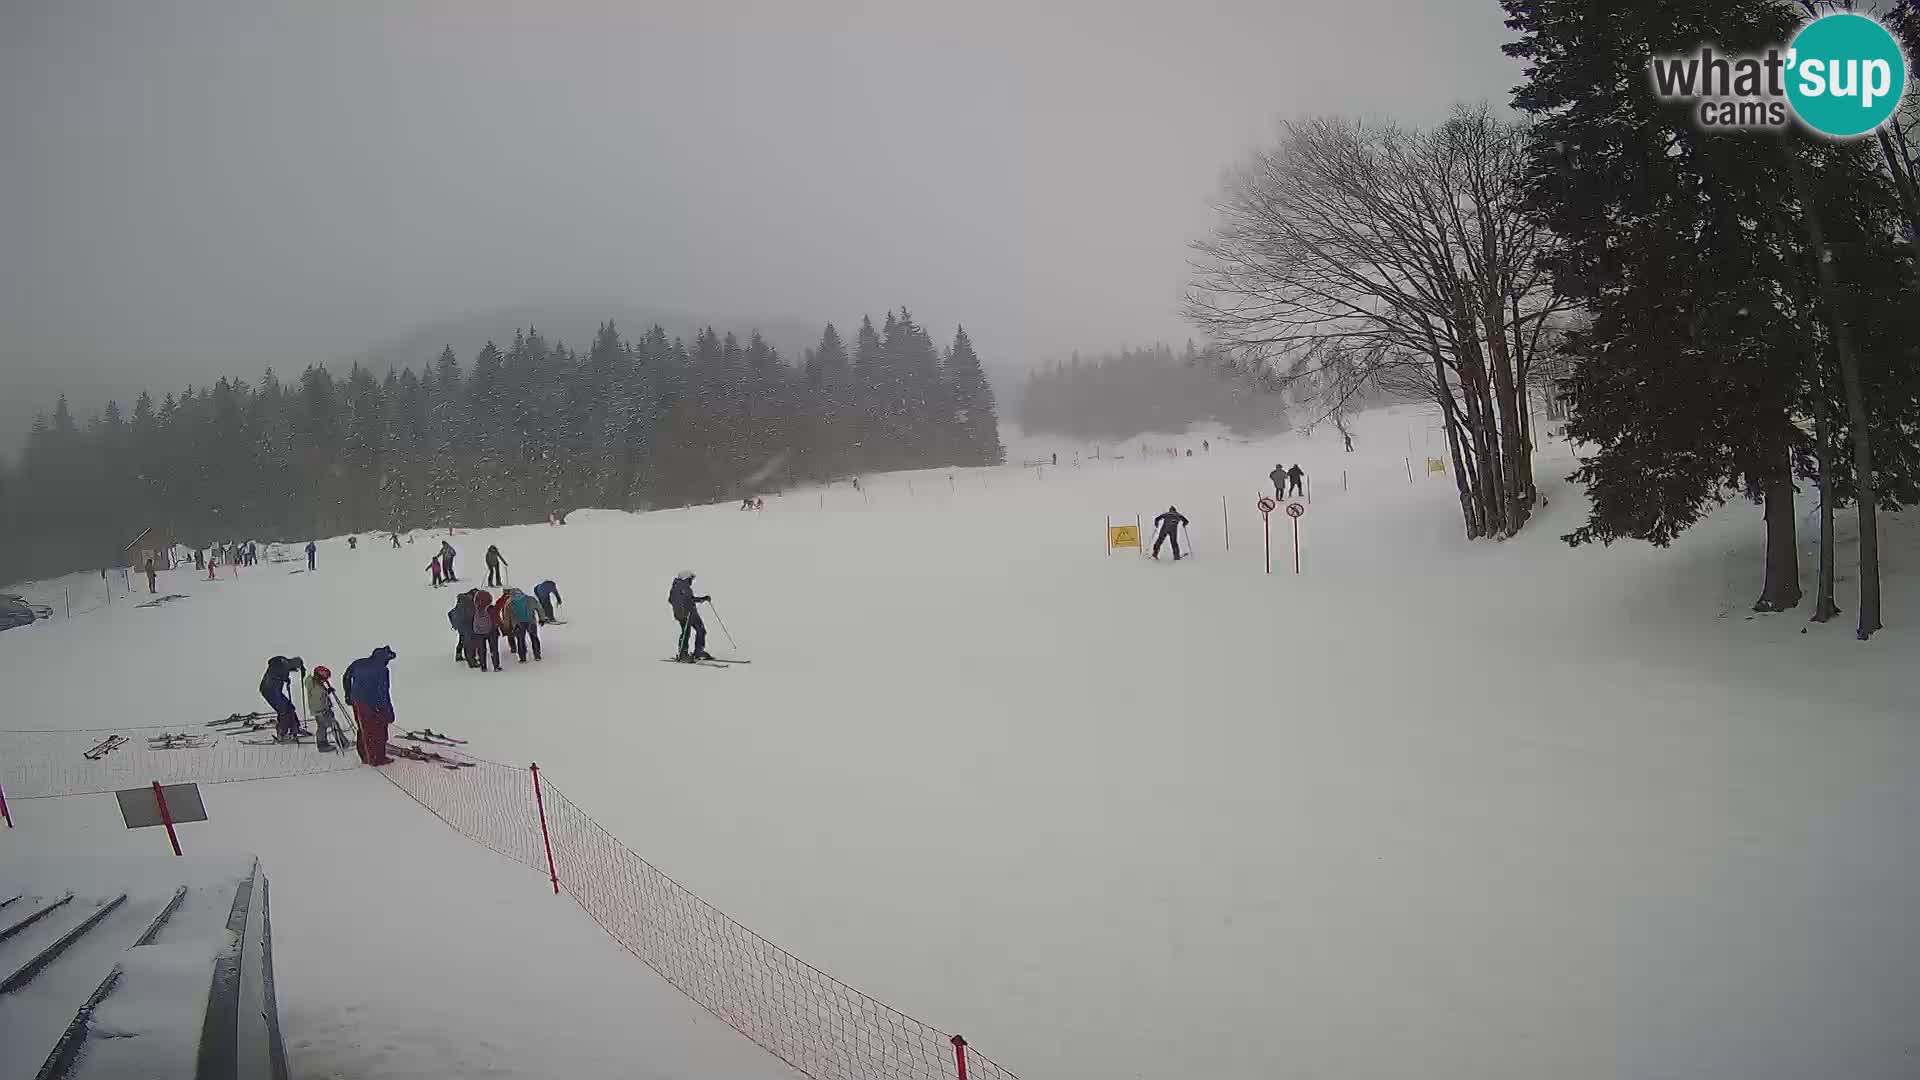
[3,406,1917,1080]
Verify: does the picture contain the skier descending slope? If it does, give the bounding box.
[669,571,715,662]
[1151,506,1189,561]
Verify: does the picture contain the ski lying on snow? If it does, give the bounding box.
[83,735,128,760]
[401,728,466,745]
[660,658,734,668]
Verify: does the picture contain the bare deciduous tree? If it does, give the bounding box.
[1186,104,1569,538]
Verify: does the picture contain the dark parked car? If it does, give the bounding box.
[0,593,47,631]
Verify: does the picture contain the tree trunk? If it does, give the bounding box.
[1878,129,1920,243]
[1482,288,1531,532]
[1755,438,1802,612]
[1788,150,1881,638]
[1812,388,1840,622]
[1435,354,1480,537]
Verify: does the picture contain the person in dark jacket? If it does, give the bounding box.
[1269,464,1285,500]
[1152,506,1189,561]
[471,589,502,671]
[306,541,317,570]
[669,571,713,661]
[346,646,397,765]
[447,589,476,662]
[533,579,562,623]
[259,655,305,740]
[485,544,508,587]
[1286,464,1305,497]
[439,540,457,582]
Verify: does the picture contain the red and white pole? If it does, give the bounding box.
[951,1035,970,1080]
[152,782,182,856]
[0,777,12,828]
[1293,515,1302,575]
[1263,512,1271,575]
[532,763,560,895]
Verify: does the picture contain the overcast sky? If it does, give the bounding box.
[0,0,1520,452]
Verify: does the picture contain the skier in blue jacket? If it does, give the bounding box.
[347,646,397,765]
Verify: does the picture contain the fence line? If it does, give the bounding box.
[3,732,1020,1080]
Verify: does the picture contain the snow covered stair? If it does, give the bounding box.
[0,856,289,1080]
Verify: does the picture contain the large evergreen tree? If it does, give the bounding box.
[1504,0,1920,626]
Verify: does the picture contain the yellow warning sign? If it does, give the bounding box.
[1107,524,1141,552]
[1425,456,1447,475]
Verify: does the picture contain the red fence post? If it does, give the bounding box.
[951,1035,969,1080]
[531,763,560,895]
[0,777,12,828]
[1293,516,1302,575]
[152,781,182,856]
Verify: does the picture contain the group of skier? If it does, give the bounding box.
[1269,463,1307,499]
[448,570,564,672]
[256,646,397,763]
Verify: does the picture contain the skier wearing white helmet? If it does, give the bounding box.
[668,570,714,662]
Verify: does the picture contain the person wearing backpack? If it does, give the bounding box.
[502,588,543,662]
[470,589,502,672]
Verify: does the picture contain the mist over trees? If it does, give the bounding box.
[1013,343,1291,443]
[0,310,1004,583]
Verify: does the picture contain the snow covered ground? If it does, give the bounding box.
[4,406,1918,1079]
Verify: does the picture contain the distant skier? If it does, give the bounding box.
[1269,465,1285,500]
[306,541,317,571]
[1203,439,1210,453]
[143,555,157,594]
[669,571,714,662]
[533,579,563,623]
[471,589,502,671]
[304,664,349,754]
[1051,452,1058,466]
[1286,464,1305,498]
[260,655,305,741]
[390,531,402,549]
[248,542,258,566]
[1151,506,1189,561]
[1343,431,1354,453]
[428,556,444,588]
[346,646,397,766]
[348,536,358,550]
[439,540,457,582]
[194,548,205,570]
[501,588,542,662]
[485,544,507,587]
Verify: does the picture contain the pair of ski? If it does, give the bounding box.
[208,711,272,731]
[388,743,474,770]
[399,728,466,746]
[660,656,752,669]
[82,735,128,760]
[238,732,312,746]
[148,733,211,750]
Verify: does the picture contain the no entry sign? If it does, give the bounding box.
[1285,502,1305,519]
[1257,496,1277,515]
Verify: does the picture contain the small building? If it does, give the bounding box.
[124,527,173,571]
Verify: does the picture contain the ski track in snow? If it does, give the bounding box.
[4,406,1919,1080]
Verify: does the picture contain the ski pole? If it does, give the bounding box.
[703,599,739,652]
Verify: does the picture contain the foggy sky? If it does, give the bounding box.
[0,0,1520,453]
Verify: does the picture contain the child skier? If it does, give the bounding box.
[303,664,351,753]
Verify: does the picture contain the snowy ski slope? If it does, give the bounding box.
[3,406,1917,1080]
